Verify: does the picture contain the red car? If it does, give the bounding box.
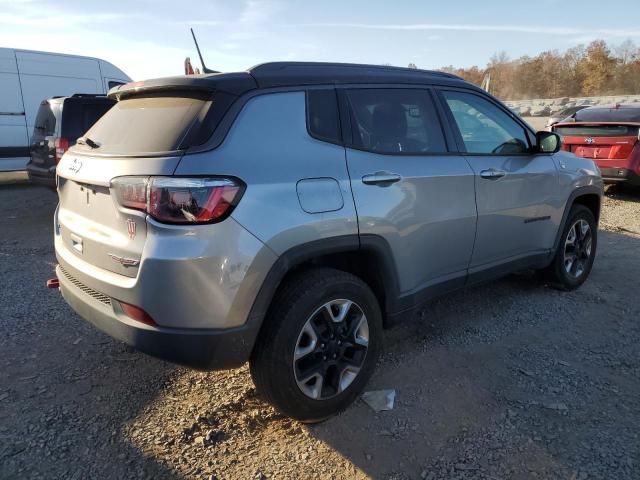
[553,104,640,186]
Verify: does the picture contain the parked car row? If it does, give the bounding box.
[26,94,115,187]
[0,48,129,174]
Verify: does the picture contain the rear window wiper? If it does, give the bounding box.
[77,136,100,149]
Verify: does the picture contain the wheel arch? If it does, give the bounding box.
[552,185,602,253]
[246,234,401,353]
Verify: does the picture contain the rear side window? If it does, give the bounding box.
[61,101,114,141]
[33,102,58,137]
[306,90,341,144]
[78,93,214,155]
[442,91,529,155]
[345,89,446,154]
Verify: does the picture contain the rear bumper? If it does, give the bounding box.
[26,162,56,187]
[57,264,259,370]
[599,167,640,185]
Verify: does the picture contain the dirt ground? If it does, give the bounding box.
[1,184,639,480]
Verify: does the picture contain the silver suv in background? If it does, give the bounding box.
[53,62,603,422]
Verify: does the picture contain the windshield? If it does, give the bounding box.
[76,94,212,155]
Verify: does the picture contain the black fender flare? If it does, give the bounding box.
[551,185,602,253]
[244,234,401,351]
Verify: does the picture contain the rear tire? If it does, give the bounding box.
[250,268,383,423]
[542,205,597,290]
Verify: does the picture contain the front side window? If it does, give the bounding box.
[345,89,446,154]
[442,91,530,155]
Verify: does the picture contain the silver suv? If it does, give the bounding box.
[53,62,603,422]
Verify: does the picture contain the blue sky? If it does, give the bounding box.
[2,0,640,80]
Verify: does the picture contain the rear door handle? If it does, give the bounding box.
[362,172,402,186]
[479,168,506,179]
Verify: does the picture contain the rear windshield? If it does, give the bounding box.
[61,100,115,142]
[573,107,640,123]
[77,93,214,155]
[33,102,59,137]
[555,125,639,137]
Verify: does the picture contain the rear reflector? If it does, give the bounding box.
[119,301,156,326]
[46,278,60,289]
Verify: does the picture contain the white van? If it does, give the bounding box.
[0,48,130,171]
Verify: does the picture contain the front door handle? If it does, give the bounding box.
[362,172,402,186]
[479,168,506,179]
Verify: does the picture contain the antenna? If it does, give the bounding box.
[190,28,219,74]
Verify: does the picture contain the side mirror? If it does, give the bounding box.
[536,131,561,154]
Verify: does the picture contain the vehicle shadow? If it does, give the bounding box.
[605,183,640,203]
[306,230,640,478]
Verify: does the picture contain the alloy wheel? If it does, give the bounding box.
[293,299,369,400]
[563,218,593,279]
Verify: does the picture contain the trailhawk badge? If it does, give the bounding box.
[126,219,136,239]
[107,253,140,267]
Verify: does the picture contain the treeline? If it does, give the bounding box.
[439,40,640,100]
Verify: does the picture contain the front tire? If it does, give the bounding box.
[544,205,597,290]
[250,268,383,423]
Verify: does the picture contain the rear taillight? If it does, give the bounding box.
[111,177,244,224]
[54,137,69,163]
[630,143,640,175]
[608,142,636,160]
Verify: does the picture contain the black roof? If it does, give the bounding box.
[248,61,462,87]
[110,61,470,100]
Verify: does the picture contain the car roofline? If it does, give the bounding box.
[109,61,469,101]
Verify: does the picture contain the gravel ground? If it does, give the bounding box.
[1,185,639,480]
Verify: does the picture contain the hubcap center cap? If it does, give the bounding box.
[324,339,342,359]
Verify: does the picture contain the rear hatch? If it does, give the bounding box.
[30,100,61,167]
[56,89,233,278]
[554,123,640,170]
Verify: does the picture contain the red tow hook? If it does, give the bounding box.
[47,278,60,289]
